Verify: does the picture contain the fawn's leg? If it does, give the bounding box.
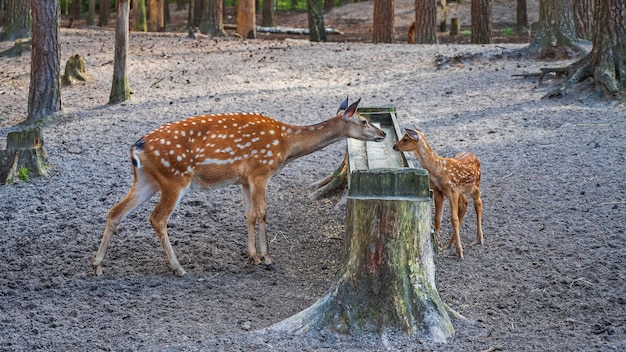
[250,176,274,270]
[473,189,484,245]
[447,190,463,258]
[241,184,261,265]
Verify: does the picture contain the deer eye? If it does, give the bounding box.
[360,119,368,126]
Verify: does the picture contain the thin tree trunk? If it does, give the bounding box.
[237,0,255,38]
[149,0,164,31]
[28,0,60,122]
[133,0,147,31]
[261,0,276,27]
[471,0,492,44]
[413,0,437,44]
[373,0,395,43]
[98,0,110,26]
[87,0,95,26]
[70,0,81,27]
[200,0,225,35]
[516,0,527,32]
[110,0,130,104]
[306,0,326,42]
[573,0,593,40]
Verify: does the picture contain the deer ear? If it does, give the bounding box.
[405,128,419,140]
[337,96,349,114]
[343,98,361,120]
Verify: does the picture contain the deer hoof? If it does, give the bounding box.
[265,263,276,272]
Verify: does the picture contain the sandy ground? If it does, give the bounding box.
[1,1,625,350]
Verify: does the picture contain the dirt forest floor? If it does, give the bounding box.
[1,0,625,351]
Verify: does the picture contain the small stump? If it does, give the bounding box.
[61,54,87,86]
[0,126,48,184]
[0,38,31,58]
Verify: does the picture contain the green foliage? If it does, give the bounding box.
[501,27,514,37]
[462,30,471,36]
[18,167,30,182]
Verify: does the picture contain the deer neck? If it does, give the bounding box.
[413,137,442,170]
[282,115,347,162]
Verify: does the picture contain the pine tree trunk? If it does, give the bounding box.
[573,0,593,40]
[413,0,437,44]
[261,0,276,27]
[110,0,130,104]
[372,0,395,43]
[237,0,256,38]
[266,169,454,341]
[306,0,326,42]
[28,0,61,122]
[87,0,96,26]
[99,0,110,26]
[0,126,48,184]
[133,0,147,31]
[527,0,581,59]
[149,0,165,31]
[200,0,226,35]
[471,0,492,44]
[516,0,527,32]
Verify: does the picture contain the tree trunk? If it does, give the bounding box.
[261,0,275,27]
[200,0,226,35]
[544,0,626,97]
[526,0,582,59]
[133,0,147,31]
[573,0,593,40]
[439,0,448,32]
[0,126,48,184]
[1,0,31,41]
[237,0,255,39]
[99,0,110,26]
[177,0,186,10]
[266,169,455,341]
[413,0,437,44]
[28,0,60,122]
[149,0,164,31]
[471,0,492,44]
[373,0,395,43]
[163,0,170,24]
[87,0,96,26]
[110,0,130,104]
[306,0,326,42]
[516,0,527,32]
[69,0,81,27]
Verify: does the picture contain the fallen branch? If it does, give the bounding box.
[223,24,343,35]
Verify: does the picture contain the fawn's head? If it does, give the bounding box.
[337,97,386,142]
[393,126,423,152]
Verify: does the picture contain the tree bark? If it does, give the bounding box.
[28,0,60,122]
[471,0,492,44]
[237,0,256,39]
[0,126,48,184]
[265,169,454,341]
[149,0,164,31]
[110,0,130,104]
[261,0,276,27]
[573,0,593,40]
[516,0,527,32]
[200,0,226,35]
[1,0,31,41]
[306,0,326,42]
[526,0,582,59]
[544,0,626,97]
[373,0,395,43]
[99,0,110,26]
[413,0,437,44]
[87,0,96,26]
[133,0,147,31]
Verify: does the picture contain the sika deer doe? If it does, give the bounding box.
[93,97,386,276]
[393,127,483,258]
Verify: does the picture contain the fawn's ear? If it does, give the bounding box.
[337,96,349,114]
[342,98,361,120]
[405,128,419,140]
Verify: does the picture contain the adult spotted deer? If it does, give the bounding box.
[393,127,483,258]
[93,97,386,276]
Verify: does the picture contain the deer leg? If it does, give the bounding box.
[149,187,188,276]
[458,194,468,229]
[250,177,274,270]
[432,188,444,248]
[242,184,262,266]
[447,191,463,259]
[473,190,484,245]
[93,180,157,275]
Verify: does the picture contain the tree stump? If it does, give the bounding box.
[0,38,31,58]
[0,126,48,184]
[61,54,87,86]
[266,169,454,342]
